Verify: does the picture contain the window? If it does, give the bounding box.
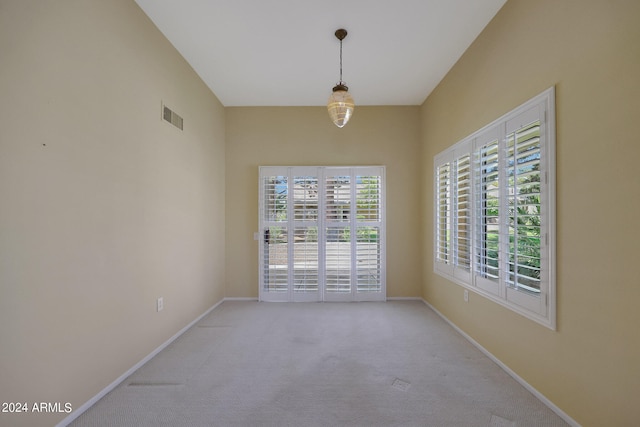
[434,87,556,329]
[260,166,386,302]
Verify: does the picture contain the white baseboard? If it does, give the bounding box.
[420,299,580,427]
[56,298,226,427]
[225,297,423,302]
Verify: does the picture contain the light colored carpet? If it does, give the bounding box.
[70,301,569,426]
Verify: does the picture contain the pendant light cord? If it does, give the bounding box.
[339,38,343,83]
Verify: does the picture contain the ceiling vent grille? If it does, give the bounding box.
[163,104,183,130]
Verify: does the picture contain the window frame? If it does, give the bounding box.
[433,87,556,330]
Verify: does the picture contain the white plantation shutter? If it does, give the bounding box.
[356,175,381,221]
[435,159,452,274]
[503,105,548,316]
[323,167,385,301]
[293,175,319,221]
[453,150,472,282]
[474,128,501,295]
[262,174,288,222]
[506,119,542,292]
[260,172,289,298]
[355,172,384,296]
[356,226,381,292]
[324,225,351,294]
[435,143,472,281]
[263,226,288,294]
[293,227,318,293]
[324,172,352,296]
[259,166,385,302]
[291,174,320,298]
[434,87,555,329]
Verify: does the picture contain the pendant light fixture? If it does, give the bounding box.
[327,29,354,128]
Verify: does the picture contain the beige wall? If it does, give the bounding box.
[420,0,640,425]
[225,106,422,299]
[0,1,226,426]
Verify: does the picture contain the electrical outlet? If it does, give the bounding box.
[157,297,164,312]
[464,290,469,303]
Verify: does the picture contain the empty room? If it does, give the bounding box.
[1,0,638,426]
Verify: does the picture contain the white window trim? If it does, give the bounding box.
[434,87,556,330]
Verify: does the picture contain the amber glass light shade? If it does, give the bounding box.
[327,87,354,128]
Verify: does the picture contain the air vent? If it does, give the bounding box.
[162,104,183,130]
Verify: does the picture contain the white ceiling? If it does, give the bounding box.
[134,0,507,107]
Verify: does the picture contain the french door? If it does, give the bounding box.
[259,166,386,302]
